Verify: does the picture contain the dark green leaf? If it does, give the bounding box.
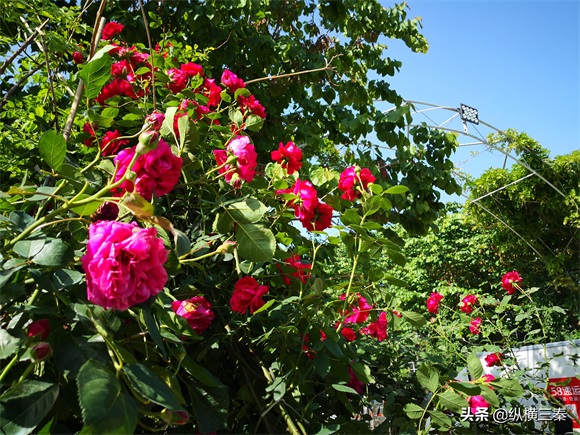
[51,269,83,290]
[401,311,426,327]
[331,384,359,394]
[449,381,481,396]
[13,236,46,259]
[427,409,451,429]
[0,380,59,435]
[123,364,183,410]
[226,198,268,223]
[0,329,20,359]
[490,378,525,398]
[77,359,137,434]
[31,239,72,267]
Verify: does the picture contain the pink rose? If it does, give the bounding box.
[213,135,257,187]
[27,319,50,340]
[341,293,372,324]
[469,317,482,334]
[467,395,489,414]
[145,111,165,131]
[501,271,522,295]
[426,292,444,314]
[361,312,388,342]
[221,69,245,93]
[82,221,168,310]
[271,141,303,174]
[485,352,503,367]
[230,276,269,314]
[172,296,215,335]
[101,22,124,40]
[338,166,376,201]
[460,294,478,314]
[113,139,182,200]
[481,374,496,383]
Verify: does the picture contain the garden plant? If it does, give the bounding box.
[1,1,578,434]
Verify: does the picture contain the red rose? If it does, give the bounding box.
[485,352,503,367]
[271,141,303,174]
[72,51,84,64]
[100,130,129,156]
[501,271,522,295]
[361,312,388,342]
[101,22,124,41]
[230,276,269,314]
[460,294,478,314]
[338,166,376,201]
[27,319,50,340]
[221,69,245,93]
[426,292,444,314]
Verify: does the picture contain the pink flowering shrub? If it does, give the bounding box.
[82,221,168,310]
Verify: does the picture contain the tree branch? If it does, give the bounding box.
[244,55,340,86]
[0,18,50,78]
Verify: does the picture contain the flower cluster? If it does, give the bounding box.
[338,166,376,201]
[278,255,312,285]
[276,179,333,231]
[501,270,522,295]
[460,294,478,314]
[271,141,303,174]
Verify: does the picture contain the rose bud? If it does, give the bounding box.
[27,319,50,340]
[31,342,53,362]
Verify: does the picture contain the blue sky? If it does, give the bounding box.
[375,0,579,191]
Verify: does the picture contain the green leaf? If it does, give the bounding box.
[404,403,424,420]
[265,377,286,401]
[51,269,83,290]
[0,380,59,435]
[39,130,66,171]
[384,185,409,195]
[79,50,113,99]
[0,329,20,359]
[341,209,361,226]
[479,386,500,407]
[13,236,46,259]
[382,274,409,288]
[123,364,183,410]
[71,198,102,217]
[416,363,439,393]
[244,114,264,132]
[331,384,359,394]
[235,223,275,262]
[467,352,483,380]
[226,198,268,224]
[77,359,137,434]
[401,311,426,327]
[449,381,481,396]
[427,409,451,429]
[188,384,229,433]
[437,389,468,412]
[252,299,275,315]
[490,378,525,398]
[31,239,73,267]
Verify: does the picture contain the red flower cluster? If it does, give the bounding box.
[230,276,269,314]
[100,130,129,156]
[360,312,388,342]
[276,179,333,231]
[167,62,203,94]
[172,296,215,335]
[460,294,478,314]
[221,69,245,93]
[338,166,376,201]
[271,141,303,174]
[426,292,444,314]
[279,255,312,285]
[501,271,522,295]
[341,293,372,324]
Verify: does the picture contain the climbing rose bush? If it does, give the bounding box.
[82,221,168,310]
